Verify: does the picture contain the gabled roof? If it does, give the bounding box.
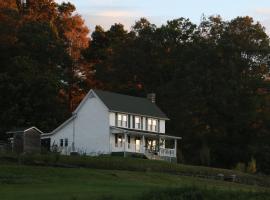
[6,127,43,134]
[93,90,169,120]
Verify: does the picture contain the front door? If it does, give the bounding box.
[135,139,141,153]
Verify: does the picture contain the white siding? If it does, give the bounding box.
[109,112,115,126]
[159,120,165,133]
[74,94,110,154]
[50,119,74,153]
[50,92,110,155]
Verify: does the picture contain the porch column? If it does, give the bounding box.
[174,139,177,157]
[142,135,145,153]
[124,132,127,157]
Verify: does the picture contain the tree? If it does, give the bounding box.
[0,0,90,136]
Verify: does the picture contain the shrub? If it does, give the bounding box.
[235,162,246,173]
[247,157,256,174]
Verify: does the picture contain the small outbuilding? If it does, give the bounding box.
[7,127,42,154]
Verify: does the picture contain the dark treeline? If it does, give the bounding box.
[1,0,270,173]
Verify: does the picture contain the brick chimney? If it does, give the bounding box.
[147,93,156,103]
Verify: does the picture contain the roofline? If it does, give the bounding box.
[72,89,109,115]
[48,115,77,136]
[111,127,181,140]
[74,89,169,120]
[109,109,169,120]
[6,126,44,134]
[41,133,53,138]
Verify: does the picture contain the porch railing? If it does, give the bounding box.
[111,143,145,153]
[159,148,176,157]
[111,143,176,157]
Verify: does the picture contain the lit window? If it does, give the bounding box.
[118,135,123,147]
[117,114,128,127]
[148,119,158,132]
[122,115,127,127]
[135,116,141,129]
[114,134,123,148]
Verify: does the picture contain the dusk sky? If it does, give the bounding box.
[56,0,270,33]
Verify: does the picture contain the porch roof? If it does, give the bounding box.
[110,127,182,140]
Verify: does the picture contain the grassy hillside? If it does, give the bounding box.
[1,154,269,187]
[0,165,269,200]
[0,154,270,200]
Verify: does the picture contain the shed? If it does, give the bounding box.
[6,127,42,154]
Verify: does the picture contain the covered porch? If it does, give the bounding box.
[110,127,181,161]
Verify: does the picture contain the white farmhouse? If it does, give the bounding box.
[41,89,181,161]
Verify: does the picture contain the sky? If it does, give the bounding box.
[56,0,270,34]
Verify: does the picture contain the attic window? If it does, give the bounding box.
[117,114,127,127]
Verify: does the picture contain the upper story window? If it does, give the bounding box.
[148,118,158,132]
[135,116,141,129]
[118,114,127,127]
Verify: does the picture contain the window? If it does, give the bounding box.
[148,119,158,132]
[135,116,141,129]
[64,138,68,147]
[117,114,127,127]
[118,135,123,147]
[115,134,123,147]
[60,139,63,147]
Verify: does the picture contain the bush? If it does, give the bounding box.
[247,157,256,174]
[235,162,246,172]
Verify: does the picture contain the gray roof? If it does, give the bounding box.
[94,90,169,119]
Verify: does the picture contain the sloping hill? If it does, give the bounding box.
[0,154,269,200]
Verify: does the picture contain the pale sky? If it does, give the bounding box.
[56,0,270,34]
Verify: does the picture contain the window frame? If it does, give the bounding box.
[117,114,128,127]
[134,116,141,129]
[147,118,158,132]
[60,139,64,147]
[64,138,68,147]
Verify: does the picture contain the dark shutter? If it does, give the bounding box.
[141,117,143,130]
[115,113,118,127]
[115,134,118,147]
[132,116,135,129]
[128,135,130,144]
[128,115,130,128]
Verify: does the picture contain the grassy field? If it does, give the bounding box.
[0,154,270,200]
[0,163,269,200]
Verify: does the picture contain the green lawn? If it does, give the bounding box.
[0,164,269,200]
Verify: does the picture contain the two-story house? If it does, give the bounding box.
[41,89,181,161]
